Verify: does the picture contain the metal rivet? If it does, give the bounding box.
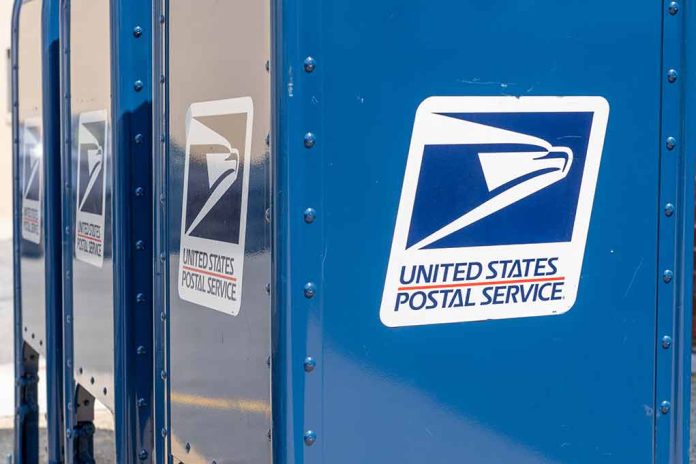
[185,443,191,453]
[667,69,678,83]
[159,14,165,23]
[660,400,671,414]
[663,270,673,283]
[160,74,166,83]
[137,398,147,407]
[266,133,270,146]
[265,283,271,295]
[304,282,316,299]
[303,208,316,223]
[135,187,144,196]
[160,252,167,262]
[304,56,316,73]
[669,1,679,15]
[304,357,316,372]
[136,293,146,303]
[265,60,270,72]
[665,203,675,217]
[66,358,72,368]
[304,132,316,148]
[161,370,167,380]
[103,387,107,395]
[138,449,148,460]
[133,26,143,38]
[66,429,72,439]
[303,430,317,446]
[135,240,145,250]
[136,345,146,355]
[666,137,676,150]
[161,428,168,437]
[66,315,72,324]
[134,80,144,91]
[134,133,144,144]
[662,335,672,349]
[90,377,95,385]
[65,226,70,235]
[160,312,167,321]
[265,208,271,223]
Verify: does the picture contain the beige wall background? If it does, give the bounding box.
[0,0,13,241]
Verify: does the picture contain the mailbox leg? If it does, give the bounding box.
[72,422,95,464]
[14,343,39,464]
[70,386,95,464]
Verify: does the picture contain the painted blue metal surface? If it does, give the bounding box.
[667,2,696,462]
[12,0,63,461]
[271,1,694,464]
[41,1,64,461]
[60,0,153,461]
[111,0,154,461]
[10,0,687,461]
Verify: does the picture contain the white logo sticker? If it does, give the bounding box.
[178,97,253,315]
[21,118,43,244]
[381,96,609,327]
[75,110,108,268]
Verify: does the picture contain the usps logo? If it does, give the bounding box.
[21,118,43,244]
[74,110,108,268]
[381,97,609,327]
[178,97,253,315]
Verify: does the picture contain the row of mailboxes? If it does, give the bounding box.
[11,0,696,462]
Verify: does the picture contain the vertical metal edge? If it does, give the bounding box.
[298,2,325,463]
[270,0,282,461]
[656,0,686,462]
[110,1,128,459]
[58,0,75,459]
[152,0,170,461]
[111,0,155,461]
[11,0,26,462]
[272,0,326,462]
[271,0,298,461]
[674,1,696,462]
[41,0,64,461]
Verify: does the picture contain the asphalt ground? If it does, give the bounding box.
[0,240,115,462]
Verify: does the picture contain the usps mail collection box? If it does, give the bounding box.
[152,1,696,463]
[10,0,696,463]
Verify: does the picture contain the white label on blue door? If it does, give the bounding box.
[381,96,609,327]
[75,110,108,268]
[178,97,253,315]
[21,118,43,244]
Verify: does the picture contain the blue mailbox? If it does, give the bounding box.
[153,1,696,463]
[11,0,62,462]
[10,0,696,462]
[59,0,153,461]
